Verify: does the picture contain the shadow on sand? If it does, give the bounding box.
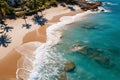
[68,6,75,11]
[22,15,32,29]
[1,24,14,32]
[0,20,12,47]
[0,34,12,47]
[32,14,48,26]
[0,20,14,33]
[22,24,32,29]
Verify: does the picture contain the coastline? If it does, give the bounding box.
[0,5,91,80]
[16,10,93,80]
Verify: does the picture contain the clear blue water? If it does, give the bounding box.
[56,0,120,80]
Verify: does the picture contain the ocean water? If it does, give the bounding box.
[55,0,120,80]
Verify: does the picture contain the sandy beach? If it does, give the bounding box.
[0,5,83,80]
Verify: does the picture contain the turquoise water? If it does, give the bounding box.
[56,0,120,80]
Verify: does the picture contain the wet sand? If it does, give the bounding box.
[0,50,21,80]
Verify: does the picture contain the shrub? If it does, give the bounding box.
[25,9,37,15]
[15,11,26,17]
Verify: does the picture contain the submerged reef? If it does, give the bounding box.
[80,24,98,29]
[64,61,75,72]
[58,61,75,80]
[71,43,114,68]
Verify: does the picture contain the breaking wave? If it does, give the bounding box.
[98,6,111,12]
[103,2,118,6]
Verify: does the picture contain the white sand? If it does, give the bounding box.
[0,5,81,59]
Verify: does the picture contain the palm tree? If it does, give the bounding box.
[0,0,14,19]
[0,0,6,19]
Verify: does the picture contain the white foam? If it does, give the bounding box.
[103,2,118,6]
[98,6,111,12]
[46,11,93,46]
[16,11,96,80]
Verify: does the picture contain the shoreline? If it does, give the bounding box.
[16,10,93,79]
[23,8,84,44]
[0,5,91,80]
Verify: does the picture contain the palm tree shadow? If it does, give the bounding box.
[0,20,14,33]
[0,34,12,47]
[22,24,32,29]
[68,6,75,11]
[32,14,48,26]
[1,24,14,32]
[22,15,32,29]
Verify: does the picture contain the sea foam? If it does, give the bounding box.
[103,2,118,6]
[16,11,94,80]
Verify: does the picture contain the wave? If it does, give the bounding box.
[98,6,111,12]
[16,11,96,80]
[16,42,67,80]
[103,2,118,6]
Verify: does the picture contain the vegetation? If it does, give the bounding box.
[0,0,79,19]
[0,0,14,20]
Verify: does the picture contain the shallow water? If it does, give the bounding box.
[55,0,120,80]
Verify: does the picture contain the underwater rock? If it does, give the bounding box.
[58,71,67,80]
[58,61,76,80]
[72,43,104,55]
[79,46,104,56]
[78,47,88,55]
[81,24,97,29]
[71,43,88,55]
[90,52,99,58]
[97,48,104,53]
[94,56,112,68]
[101,9,105,12]
[71,43,113,68]
[64,61,75,72]
[78,46,99,56]
[71,43,85,52]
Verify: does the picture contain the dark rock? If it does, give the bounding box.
[71,43,113,68]
[79,47,88,55]
[90,52,99,58]
[82,24,97,29]
[64,61,75,72]
[101,9,105,12]
[58,71,67,80]
[97,49,104,53]
[71,43,85,52]
[60,3,66,7]
[79,2,102,11]
[94,56,112,68]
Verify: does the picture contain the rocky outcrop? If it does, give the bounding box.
[79,2,102,11]
[58,61,75,80]
[64,61,75,72]
[58,71,67,80]
[72,43,114,68]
